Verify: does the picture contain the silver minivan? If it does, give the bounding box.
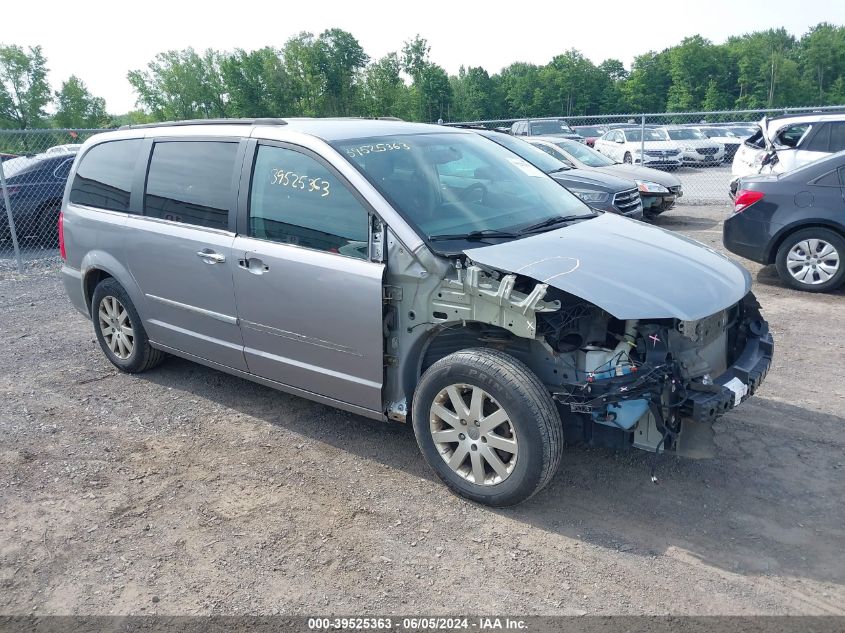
[60,118,774,506]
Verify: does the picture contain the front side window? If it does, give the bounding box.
[248,145,370,260]
[828,122,845,152]
[69,139,142,212]
[333,132,592,248]
[144,141,238,230]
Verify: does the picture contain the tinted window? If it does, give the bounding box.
[54,158,73,179]
[69,139,142,212]
[804,124,830,152]
[829,123,845,152]
[249,145,370,259]
[144,141,237,230]
[812,169,840,186]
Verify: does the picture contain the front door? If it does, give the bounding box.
[125,139,248,371]
[232,142,385,412]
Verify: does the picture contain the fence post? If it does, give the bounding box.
[0,158,24,274]
[640,114,646,164]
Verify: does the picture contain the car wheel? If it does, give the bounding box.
[411,348,563,507]
[37,201,61,246]
[775,228,845,293]
[623,152,632,164]
[91,278,165,373]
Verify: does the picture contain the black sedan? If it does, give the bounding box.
[475,130,643,219]
[0,150,78,246]
[723,150,845,292]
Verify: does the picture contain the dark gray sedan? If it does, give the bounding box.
[527,136,683,219]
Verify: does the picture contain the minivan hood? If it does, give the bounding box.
[463,213,751,321]
[550,168,635,191]
[592,164,681,188]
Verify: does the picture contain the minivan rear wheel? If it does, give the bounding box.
[775,227,845,293]
[91,278,165,373]
[411,348,563,506]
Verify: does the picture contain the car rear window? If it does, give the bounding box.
[144,141,238,230]
[69,139,142,213]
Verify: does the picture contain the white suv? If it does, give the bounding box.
[594,128,683,168]
[731,113,845,187]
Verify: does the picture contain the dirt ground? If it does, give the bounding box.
[1,204,843,616]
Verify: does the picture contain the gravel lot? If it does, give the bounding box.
[1,205,843,616]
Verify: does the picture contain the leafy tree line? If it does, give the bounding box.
[2,22,845,130]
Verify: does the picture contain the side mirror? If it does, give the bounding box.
[616,138,624,144]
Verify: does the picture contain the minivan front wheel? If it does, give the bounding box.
[775,227,845,292]
[91,278,164,373]
[412,348,563,506]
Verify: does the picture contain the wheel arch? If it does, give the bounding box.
[767,220,845,264]
[80,251,143,318]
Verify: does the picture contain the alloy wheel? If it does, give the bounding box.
[786,239,840,285]
[429,384,518,486]
[98,295,135,359]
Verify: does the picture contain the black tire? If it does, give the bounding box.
[623,152,632,164]
[91,278,165,373]
[37,201,61,247]
[775,227,845,293]
[411,348,563,507]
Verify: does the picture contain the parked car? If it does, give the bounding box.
[693,126,742,162]
[571,125,608,147]
[61,118,772,507]
[526,136,682,219]
[731,113,845,194]
[0,151,76,245]
[661,127,724,166]
[475,130,643,218]
[594,127,683,168]
[510,118,585,143]
[724,150,845,293]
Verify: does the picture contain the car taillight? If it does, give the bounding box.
[733,189,764,213]
[58,211,66,260]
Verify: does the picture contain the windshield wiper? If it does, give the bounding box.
[428,229,522,242]
[547,167,571,174]
[518,213,596,235]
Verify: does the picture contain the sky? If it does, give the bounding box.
[4,0,844,114]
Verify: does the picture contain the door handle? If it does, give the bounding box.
[238,257,269,274]
[196,250,226,264]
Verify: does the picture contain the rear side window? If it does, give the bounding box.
[829,122,845,152]
[69,139,142,212]
[144,141,238,230]
[248,145,370,259]
[775,124,809,148]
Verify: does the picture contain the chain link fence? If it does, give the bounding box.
[1,128,108,276]
[3,107,844,275]
[444,105,845,206]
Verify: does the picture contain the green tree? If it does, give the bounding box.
[127,48,228,120]
[800,23,845,103]
[620,51,671,113]
[53,76,109,128]
[0,44,51,128]
[450,66,495,121]
[221,47,294,117]
[315,28,369,116]
[361,53,407,118]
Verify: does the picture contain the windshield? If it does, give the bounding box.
[573,126,606,137]
[554,139,615,167]
[624,129,670,142]
[729,126,757,138]
[480,132,569,174]
[666,128,705,140]
[333,133,593,247]
[528,120,574,136]
[1,155,42,178]
[701,127,735,138]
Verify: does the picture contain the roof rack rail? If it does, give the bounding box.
[119,117,288,130]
